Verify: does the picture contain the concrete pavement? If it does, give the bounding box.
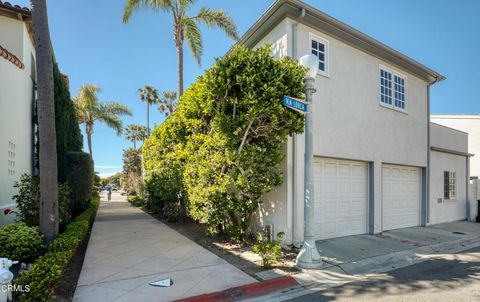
[73,192,256,302]
[286,246,480,301]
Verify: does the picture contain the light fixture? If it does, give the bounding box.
[299,54,319,79]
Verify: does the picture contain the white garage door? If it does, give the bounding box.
[314,158,368,240]
[382,164,421,231]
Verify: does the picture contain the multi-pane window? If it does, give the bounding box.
[7,141,15,177]
[380,69,393,105]
[310,36,328,74]
[380,67,406,111]
[444,171,456,200]
[394,75,406,109]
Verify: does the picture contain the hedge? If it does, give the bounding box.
[0,223,45,263]
[15,196,99,302]
[66,151,94,214]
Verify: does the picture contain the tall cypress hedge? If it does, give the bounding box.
[53,63,83,182]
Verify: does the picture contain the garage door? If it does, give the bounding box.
[314,158,368,240]
[382,164,421,231]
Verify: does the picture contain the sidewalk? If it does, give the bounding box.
[73,192,256,302]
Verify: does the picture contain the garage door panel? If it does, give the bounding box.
[314,158,368,240]
[382,164,421,231]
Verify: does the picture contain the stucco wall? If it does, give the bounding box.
[0,18,35,225]
[429,151,467,224]
[430,123,468,153]
[431,115,480,177]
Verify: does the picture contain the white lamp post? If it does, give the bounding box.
[296,54,322,269]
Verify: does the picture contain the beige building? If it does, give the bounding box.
[0,2,36,225]
[239,0,472,245]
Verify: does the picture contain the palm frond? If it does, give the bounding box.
[184,17,203,66]
[194,7,239,41]
[122,0,172,23]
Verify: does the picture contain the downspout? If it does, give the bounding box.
[291,8,305,247]
[426,75,439,225]
[466,156,470,220]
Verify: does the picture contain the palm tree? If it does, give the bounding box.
[74,85,132,158]
[158,90,177,117]
[123,0,239,97]
[125,124,148,149]
[31,0,59,242]
[138,85,160,135]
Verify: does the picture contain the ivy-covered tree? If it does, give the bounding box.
[122,148,142,194]
[143,45,306,238]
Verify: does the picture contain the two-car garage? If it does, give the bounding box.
[313,157,422,240]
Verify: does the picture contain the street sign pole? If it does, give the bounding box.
[296,76,322,269]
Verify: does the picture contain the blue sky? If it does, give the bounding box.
[16,0,480,177]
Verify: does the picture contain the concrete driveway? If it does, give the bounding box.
[73,192,256,302]
[288,246,480,301]
[314,221,480,275]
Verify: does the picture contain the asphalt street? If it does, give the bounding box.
[289,246,480,302]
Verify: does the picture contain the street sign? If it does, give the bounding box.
[283,96,308,114]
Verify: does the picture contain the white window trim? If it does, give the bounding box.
[309,33,330,78]
[444,171,457,201]
[378,65,408,113]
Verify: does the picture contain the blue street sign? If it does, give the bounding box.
[283,96,308,114]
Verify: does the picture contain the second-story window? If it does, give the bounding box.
[310,34,328,76]
[380,66,407,111]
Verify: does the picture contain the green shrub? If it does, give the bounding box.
[127,195,144,207]
[15,196,99,302]
[66,151,94,214]
[142,45,305,239]
[12,174,39,227]
[0,223,45,263]
[162,203,180,222]
[252,230,285,269]
[12,174,71,228]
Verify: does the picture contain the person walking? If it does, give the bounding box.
[107,186,112,202]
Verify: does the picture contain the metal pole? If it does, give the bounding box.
[296,77,322,269]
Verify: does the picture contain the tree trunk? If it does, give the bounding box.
[177,43,184,97]
[86,124,93,158]
[32,0,58,242]
[147,102,150,136]
[133,140,137,150]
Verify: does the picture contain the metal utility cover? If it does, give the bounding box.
[149,278,173,287]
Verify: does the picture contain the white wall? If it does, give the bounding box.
[429,151,467,224]
[0,17,35,225]
[431,115,480,177]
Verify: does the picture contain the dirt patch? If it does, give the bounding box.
[147,212,299,279]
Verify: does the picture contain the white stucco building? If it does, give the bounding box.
[239,0,474,245]
[0,2,36,225]
[431,115,480,177]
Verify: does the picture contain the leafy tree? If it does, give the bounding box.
[123,0,239,97]
[125,124,148,149]
[143,46,306,238]
[73,85,132,158]
[158,91,177,118]
[31,0,59,242]
[138,85,160,135]
[122,148,142,194]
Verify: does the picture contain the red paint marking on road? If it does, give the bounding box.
[174,276,299,302]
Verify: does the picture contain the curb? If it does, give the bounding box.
[173,276,300,302]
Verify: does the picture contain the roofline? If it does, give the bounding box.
[0,1,31,18]
[432,114,480,120]
[238,0,445,84]
[430,122,469,135]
